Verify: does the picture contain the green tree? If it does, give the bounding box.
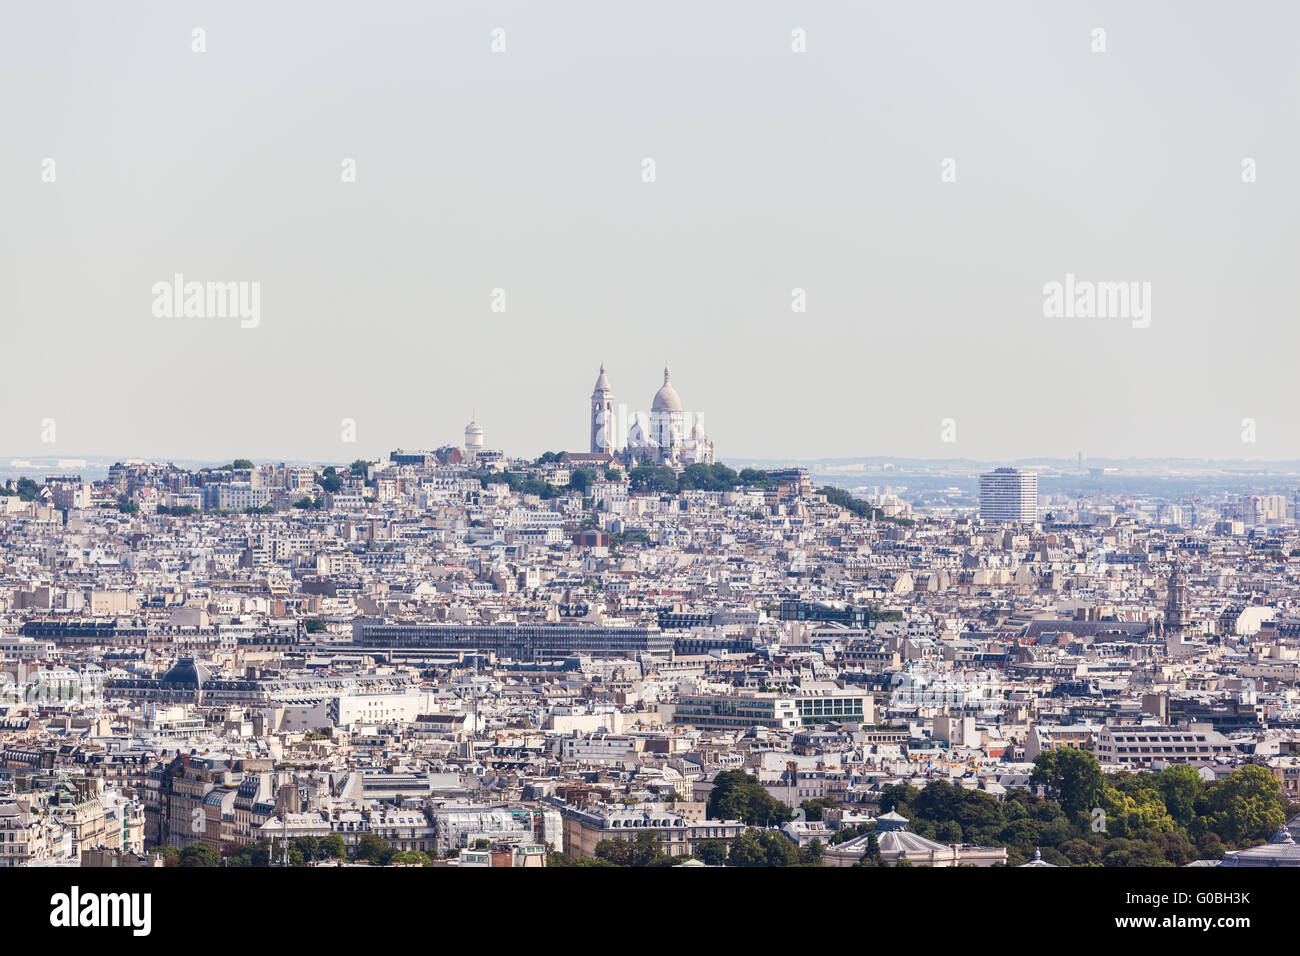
[1207,765,1287,848]
[356,833,395,865]
[153,845,182,867]
[10,477,41,501]
[677,462,740,493]
[222,839,271,867]
[290,835,319,862]
[707,770,792,827]
[390,850,432,866]
[858,832,884,867]
[1101,775,1177,838]
[878,783,920,816]
[567,468,596,494]
[317,467,343,493]
[1030,748,1105,818]
[818,486,876,518]
[546,851,615,868]
[800,838,825,866]
[830,822,874,845]
[1155,764,1203,829]
[727,829,800,867]
[628,465,678,494]
[934,820,964,844]
[595,830,670,867]
[695,840,727,866]
[1060,837,1102,866]
[179,843,219,867]
[799,797,837,822]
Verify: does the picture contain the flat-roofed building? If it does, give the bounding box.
[1094,722,1234,768]
[671,692,801,731]
[979,467,1037,523]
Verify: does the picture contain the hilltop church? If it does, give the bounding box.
[588,364,714,469]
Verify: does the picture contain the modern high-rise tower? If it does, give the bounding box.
[978,467,1038,522]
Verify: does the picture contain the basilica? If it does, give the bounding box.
[589,363,714,469]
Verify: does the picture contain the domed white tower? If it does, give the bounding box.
[651,364,683,415]
[650,365,686,461]
[590,363,616,454]
[465,418,484,459]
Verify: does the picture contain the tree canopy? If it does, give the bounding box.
[886,753,1296,866]
[706,770,793,827]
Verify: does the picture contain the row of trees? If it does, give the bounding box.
[627,463,773,495]
[874,749,1296,866]
[477,471,568,499]
[562,757,1295,867]
[1028,748,1292,852]
[156,832,432,868]
[817,485,914,525]
[151,844,220,867]
[547,828,823,867]
[105,459,764,517]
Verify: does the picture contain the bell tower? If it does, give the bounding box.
[590,363,615,453]
[1165,562,1194,658]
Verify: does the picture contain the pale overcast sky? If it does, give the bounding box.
[2,1,1297,464]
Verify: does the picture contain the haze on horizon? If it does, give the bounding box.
[3,1,1297,465]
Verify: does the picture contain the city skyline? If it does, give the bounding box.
[8,0,1300,917]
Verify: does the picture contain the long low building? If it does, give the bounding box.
[547,799,745,859]
[351,618,672,660]
[823,811,1007,867]
[670,693,802,732]
[1093,721,1235,767]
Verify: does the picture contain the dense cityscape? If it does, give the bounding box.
[0,364,1297,872]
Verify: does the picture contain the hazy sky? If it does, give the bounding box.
[3,1,1298,464]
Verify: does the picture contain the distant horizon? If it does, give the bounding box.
[9,450,1300,476]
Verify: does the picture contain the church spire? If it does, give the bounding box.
[591,363,615,453]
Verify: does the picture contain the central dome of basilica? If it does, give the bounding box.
[651,366,683,413]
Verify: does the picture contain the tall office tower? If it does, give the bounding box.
[590,363,616,453]
[978,467,1038,522]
